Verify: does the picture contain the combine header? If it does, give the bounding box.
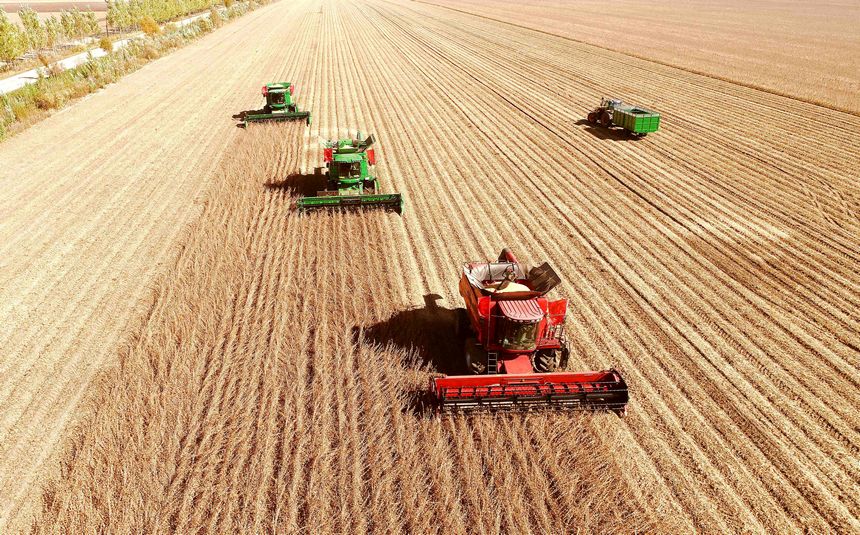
[430,248,628,414]
[240,82,310,126]
[297,133,402,213]
[587,98,660,136]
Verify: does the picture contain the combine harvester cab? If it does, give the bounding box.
[586,97,660,136]
[430,248,629,414]
[241,82,311,126]
[297,133,403,214]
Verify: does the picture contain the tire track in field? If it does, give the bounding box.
[394,3,860,456]
[388,7,852,528]
[345,5,693,532]
[362,3,860,532]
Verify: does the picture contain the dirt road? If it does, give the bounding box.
[4,0,859,532]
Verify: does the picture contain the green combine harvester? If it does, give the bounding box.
[587,98,660,136]
[240,82,310,126]
[297,133,403,213]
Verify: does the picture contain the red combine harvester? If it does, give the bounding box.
[430,248,629,414]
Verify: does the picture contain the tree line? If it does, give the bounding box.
[1,0,233,63]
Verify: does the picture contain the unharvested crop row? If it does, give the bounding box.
[0,2,322,529]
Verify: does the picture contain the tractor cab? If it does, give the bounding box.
[323,134,378,185]
[330,153,367,183]
[262,83,294,110]
[268,90,286,108]
[601,97,623,110]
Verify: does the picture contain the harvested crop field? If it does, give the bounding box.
[1,0,859,533]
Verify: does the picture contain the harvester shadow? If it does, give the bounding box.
[232,109,266,128]
[574,118,643,141]
[357,294,466,374]
[264,170,325,197]
[354,294,467,417]
[232,109,268,119]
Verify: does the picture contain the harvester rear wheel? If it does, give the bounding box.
[464,337,487,375]
[599,111,612,127]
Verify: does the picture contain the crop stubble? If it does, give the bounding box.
[0,1,336,531]
[10,0,860,532]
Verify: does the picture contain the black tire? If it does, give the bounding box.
[532,349,562,372]
[587,111,598,124]
[533,344,570,373]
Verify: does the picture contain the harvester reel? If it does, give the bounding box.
[464,337,487,374]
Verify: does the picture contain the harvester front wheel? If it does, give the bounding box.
[587,111,597,124]
[532,346,570,373]
[464,338,487,375]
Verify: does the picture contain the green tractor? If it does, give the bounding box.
[239,82,310,126]
[587,98,660,136]
[297,133,402,213]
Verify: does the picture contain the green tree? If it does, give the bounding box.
[71,7,86,39]
[0,9,27,62]
[59,10,76,39]
[106,1,131,31]
[18,6,46,51]
[43,15,63,48]
[82,9,100,36]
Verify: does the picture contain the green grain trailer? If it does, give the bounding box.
[587,98,660,136]
[297,133,403,213]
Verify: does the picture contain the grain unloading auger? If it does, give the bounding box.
[430,249,629,414]
[240,82,310,126]
[297,133,403,213]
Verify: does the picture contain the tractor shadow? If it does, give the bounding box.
[264,169,325,197]
[575,118,644,142]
